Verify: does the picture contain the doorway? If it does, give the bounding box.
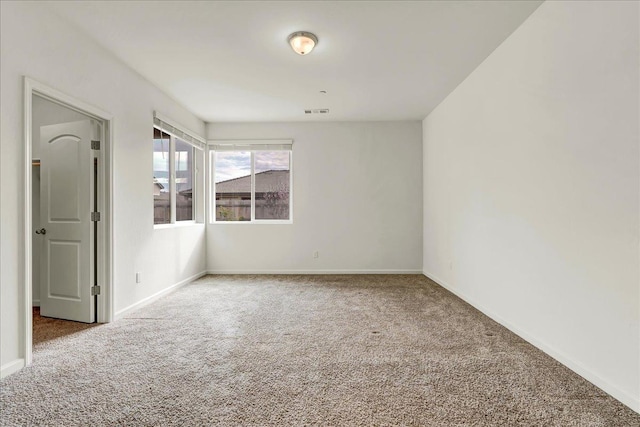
[33,101,100,322]
[24,77,114,366]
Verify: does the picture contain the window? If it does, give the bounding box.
[210,141,292,223]
[153,113,204,225]
[153,129,171,224]
[175,139,194,221]
[254,151,291,220]
[214,151,252,221]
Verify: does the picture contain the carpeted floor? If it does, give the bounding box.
[1,275,638,426]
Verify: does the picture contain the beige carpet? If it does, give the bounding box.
[1,275,638,426]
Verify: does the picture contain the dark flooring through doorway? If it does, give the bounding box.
[2,275,639,426]
[32,307,97,345]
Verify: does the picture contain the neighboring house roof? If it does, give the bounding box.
[216,170,289,194]
[153,178,165,190]
[153,179,165,197]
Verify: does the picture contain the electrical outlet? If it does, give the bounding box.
[136,272,142,283]
[313,251,319,259]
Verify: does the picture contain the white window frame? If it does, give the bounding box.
[153,112,205,228]
[208,140,293,225]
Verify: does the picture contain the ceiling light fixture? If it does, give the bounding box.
[288,31,318,55]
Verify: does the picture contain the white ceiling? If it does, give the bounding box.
[46,1,543,122]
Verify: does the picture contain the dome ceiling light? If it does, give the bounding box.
[288,31,318,55]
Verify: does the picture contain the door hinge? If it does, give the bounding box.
[91,140,100,150]
[91,212,101,221]
[91,285,101,296]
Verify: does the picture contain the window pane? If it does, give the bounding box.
[153,128,171,224]
[215,151,251,221]
[255,151,290,220]
[175,139,194,221]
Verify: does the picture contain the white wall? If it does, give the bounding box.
[31,96,91,306]
[422,0,639,412]
[1,1,207,375]
[207,122,423,273]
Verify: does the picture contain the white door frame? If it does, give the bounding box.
[23,76,115,365]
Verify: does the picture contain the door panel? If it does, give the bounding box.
[48,135,82,222]
[39,120,95,323]
[47,240,81,300]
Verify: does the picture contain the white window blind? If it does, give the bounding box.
[208,140,293,151]
[153,112,205,150]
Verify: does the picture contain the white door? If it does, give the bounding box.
[39,120,97,323]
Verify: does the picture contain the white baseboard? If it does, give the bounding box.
[1,359,25,378]
[32,299,40,307]
[423,270,640,414]
[114,271,207,319]
[206,269,423,275]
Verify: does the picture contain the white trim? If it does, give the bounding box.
[207,149,213,223]
[26,78,113,120]
[209,220,293,225]
[250,152,256,221]
[23,82,33,366]
[32,299,40,307]
[114,271,207,319]
[23,76,115,369]
[1,359,25,379]
[288,149,294,223]
[170,131,176,224]
[207,270,424,275]
[96,116,114,325]
[423,270,640,414]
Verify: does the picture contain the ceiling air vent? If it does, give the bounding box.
[304,109,330,114]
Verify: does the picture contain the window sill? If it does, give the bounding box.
[209,220,293,225]
[154,221,204,230]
